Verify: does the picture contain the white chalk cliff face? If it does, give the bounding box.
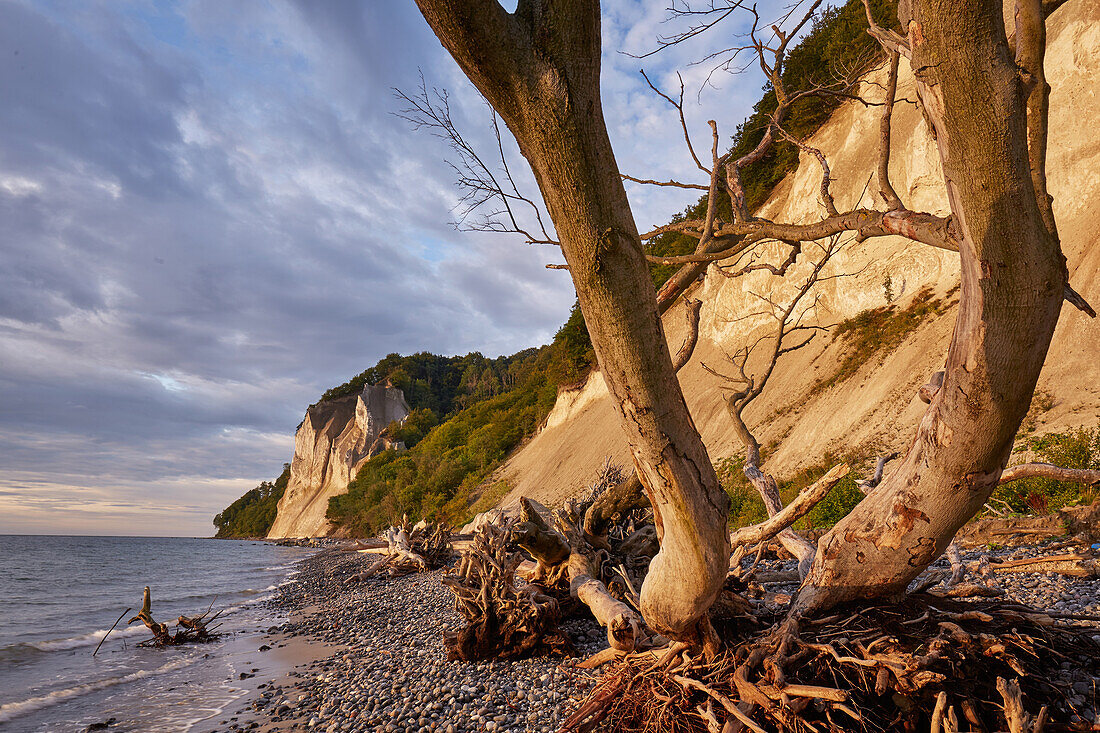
[496,1,1100,510]
[267,384,411,538]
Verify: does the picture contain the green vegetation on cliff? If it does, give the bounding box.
[213,465,290,538]
[326,319,594,536]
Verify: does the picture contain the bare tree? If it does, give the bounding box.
[410,0,1093,641]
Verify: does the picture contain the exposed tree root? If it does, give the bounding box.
[441,518,573,661]
[345,515,452,583]
[561,595,1100,732]
[127,586,223,647]
[511,462,657,652]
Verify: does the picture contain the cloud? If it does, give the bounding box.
[0,0,782,535]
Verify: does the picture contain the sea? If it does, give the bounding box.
[0,535,316,733]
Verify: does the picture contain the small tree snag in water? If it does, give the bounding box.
[126,586,222,647]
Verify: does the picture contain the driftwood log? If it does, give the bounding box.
[511,464,656,652]
[345,516,452,583]
[441,518,572,661]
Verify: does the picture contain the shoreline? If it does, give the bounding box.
[209,548,602,733]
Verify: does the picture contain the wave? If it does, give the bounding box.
[0,589,268,661]
[0,657,197,723]
[0,625,149,661]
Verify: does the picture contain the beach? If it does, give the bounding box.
[7,535,1097,732]
[209,548,602,733]
[213,538,1100,733]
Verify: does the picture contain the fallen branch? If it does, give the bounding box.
[999,463,1100,486]
[729,464,851,552]
[93,607,132,656]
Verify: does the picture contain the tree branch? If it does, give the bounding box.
[729,463,851,552]
[672,299,704,372]
[1015,0,1060,246]
[875,51,905,210]
[999,463,1100,485]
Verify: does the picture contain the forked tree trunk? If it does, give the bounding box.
[796,0,1065,613]
[413,0,730,640]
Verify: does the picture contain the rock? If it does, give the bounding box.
[268,382,411,538]
[83,719,116,732]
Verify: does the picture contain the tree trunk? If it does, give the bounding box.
[413,0,729,640]
[795,0,1065,613]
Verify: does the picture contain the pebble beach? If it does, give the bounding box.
[209,540,1100,733]
[211,549,601,733]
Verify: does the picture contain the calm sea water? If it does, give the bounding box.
[0,536,315,733]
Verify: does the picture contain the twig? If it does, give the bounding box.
[93,607,132,657]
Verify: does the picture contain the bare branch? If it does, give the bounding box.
[999,463,1100,485]
[714,240,801,280]
[875,52,905,210]
[857,452,899,493]
[621,174,708,191]
[773,124,838,217]
[641,207,958,260]
[1015,0,1059,247]
[395,77,556,246]
[672,298,704,372]
[640,70,709,175]
[729,463,851,551]
[861,0,910,58]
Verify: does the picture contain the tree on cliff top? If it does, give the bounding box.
[410,0,1093,650]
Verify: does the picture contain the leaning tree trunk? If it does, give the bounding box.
[413,0,730,641]
[795,0,1065,613]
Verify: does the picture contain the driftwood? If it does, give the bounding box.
[126,586,222,647]
[554,501,643,652]
[988,553,1099,578]
[513,466,650,652]
[955,498,1100,548]
[441,518,572,661]
[446,462,658,658]
[345,516,452,583]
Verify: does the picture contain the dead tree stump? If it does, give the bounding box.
[127,586,221,646]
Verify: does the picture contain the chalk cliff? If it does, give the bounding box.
[267,384,410,538]
[494,1,1100,509]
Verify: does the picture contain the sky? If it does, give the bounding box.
[0,0,781,536]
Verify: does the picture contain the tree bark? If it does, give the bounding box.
[795,0,1065,613]
[413,0,729,640]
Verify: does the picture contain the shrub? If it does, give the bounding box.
[991,424,1100,514]
[812,287,948,394]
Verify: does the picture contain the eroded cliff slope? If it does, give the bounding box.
[267,384,410,538]
[495,1,1100,509]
